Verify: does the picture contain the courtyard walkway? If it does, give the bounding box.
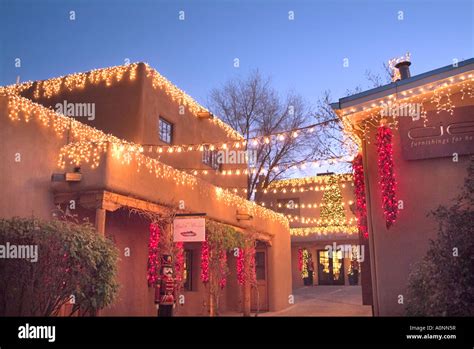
[259,286,373,317]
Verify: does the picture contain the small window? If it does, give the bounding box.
[255,251,266,280]
[202,145,219,170]
[183,250,193,291]
[159,117,173,144]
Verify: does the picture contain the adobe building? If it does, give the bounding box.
[256,174,370,298]
[0,63,292,316]
[331,58,474,315]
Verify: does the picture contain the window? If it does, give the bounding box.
[255,252,266,280]
[202,145,219,170]
[183,250,193,291]
[159,117,173,144]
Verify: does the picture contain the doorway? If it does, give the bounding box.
[251,248,268,311]
[317,249,344,285]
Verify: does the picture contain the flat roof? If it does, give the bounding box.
[331,58,474,111]
[0,62,244,141]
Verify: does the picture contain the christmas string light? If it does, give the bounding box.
[143,64,243,141]
[260,199,355,209]
[320,176,346,227]
[3,94,288,227]
[267,173,353,188]
[285,215,358,226]
[353,154,368,239]
[431,86,454,115]
[182,154,355,177]
[460,78,474,100]
[376,125,398,228]
[142,118,339,154]
[291,225,358,236]
[0,62,243,141]
[338,73,474,144]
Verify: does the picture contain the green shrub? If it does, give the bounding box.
[0,217,119,316]
[406,158,474,316]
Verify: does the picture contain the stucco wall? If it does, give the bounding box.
[0,94,292,315]
[16,63,247,191]
[362,92,472,315]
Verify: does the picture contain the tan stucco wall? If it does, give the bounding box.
[0,94,292,315]
[16,63,247,191]
[360,92,472,316]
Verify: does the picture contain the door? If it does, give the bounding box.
[317,249,345,285]
[251,249,268,311]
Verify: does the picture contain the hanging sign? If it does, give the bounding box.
[173,218,206,242]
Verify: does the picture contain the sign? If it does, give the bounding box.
[398,106,474,160]
[173,218,206,242]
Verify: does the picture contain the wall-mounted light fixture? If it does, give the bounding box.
[197,111,214,119]
[236,210,253,221]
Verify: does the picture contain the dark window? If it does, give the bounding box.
[202,145,219,170]
[159,117,173,144]
[183,250,193,291]
[255,252,266,280]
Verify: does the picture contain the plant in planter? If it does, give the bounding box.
[348,252,360,285]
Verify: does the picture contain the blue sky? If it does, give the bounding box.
[1,0,472,107]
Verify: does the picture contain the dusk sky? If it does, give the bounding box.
[1,0,473,108]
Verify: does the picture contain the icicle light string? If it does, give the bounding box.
[0,62,243,141]
[339,74,474,144]
[3,93,289,226]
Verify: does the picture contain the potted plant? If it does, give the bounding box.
[348,262,359,285]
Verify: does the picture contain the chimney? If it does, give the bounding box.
[395,60,411,80]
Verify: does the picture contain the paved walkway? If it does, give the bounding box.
[259,286,373,317]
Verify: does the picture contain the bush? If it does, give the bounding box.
[0,217,119,316]
[406,158,474,316]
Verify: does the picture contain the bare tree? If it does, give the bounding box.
[313,90,358,173]
[365,62,394,88]
[208,70,330,199]
[312,61,396,171]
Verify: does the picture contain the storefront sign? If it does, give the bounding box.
[398,106,474,160]
[173,218,206,242]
